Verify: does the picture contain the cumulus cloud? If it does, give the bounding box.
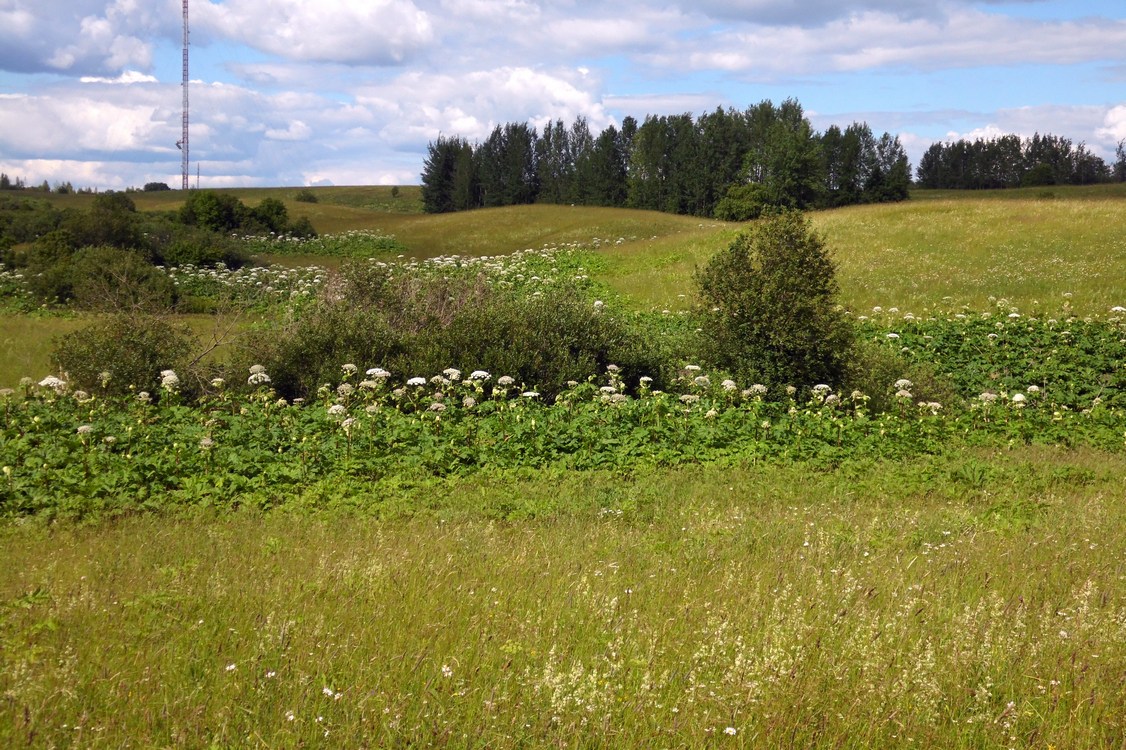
[194,0,434,65]
[0,0,171,76]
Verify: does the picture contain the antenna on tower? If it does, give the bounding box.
[178,0,190,190]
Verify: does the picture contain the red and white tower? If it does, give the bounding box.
[178,0,190,190]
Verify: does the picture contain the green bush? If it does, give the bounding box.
[68,246,177,312]
[695,210,853,390]
[52,312,196,396]
[294,189,318,203]
[844,339,959,412]
[244,266,662,400]
[714,183,772,222]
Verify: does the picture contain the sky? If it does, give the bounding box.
[0,0,1124,190]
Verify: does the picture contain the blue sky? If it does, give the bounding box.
[0,0,1123,189]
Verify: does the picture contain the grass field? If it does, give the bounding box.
[2,448,1123,748]
[3,185,1125,747]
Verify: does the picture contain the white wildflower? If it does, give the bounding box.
[406,377,427,387]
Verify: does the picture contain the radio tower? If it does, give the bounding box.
[178,0,190,190]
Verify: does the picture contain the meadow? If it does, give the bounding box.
[1,185,1124,747]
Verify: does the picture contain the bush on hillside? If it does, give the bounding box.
[695,210,853,391]
[52,312,196,397]
[243,263,662,400]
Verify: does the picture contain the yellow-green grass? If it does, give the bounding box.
[2,448,1123,747]
[0,314,85,387]
[0,313,252,388]
[601,187,1126,316]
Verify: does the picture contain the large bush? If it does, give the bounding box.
[52,312,196,396]
[695,210,853,390]
[245,262,662,399]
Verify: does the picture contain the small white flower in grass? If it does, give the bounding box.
[441,664,454,678]
[786,385,797,396]
[469,370,491,381]
[724,727,737,736]
[248,371,271,386]
[341,363,358,375]
[249,364,267,375]
[895,389,913,399]
[443,368,462,381]
[693,375,711,388]
[463,396,476,408]
[327,404,347,417]
[77,424,93,436]
[812,384,832,394]
[1027,385,1040,394]
[406,377,426,387]
[429,402,446,412]
[1111,306,1126,313]
[705,408,718,419]
[980,392,998,403]
[1012,393,1026,403]
[679,394,699,404]
[285,710,296,722]
[639,376,653,385]
[825,393,840,404]
[497,376,515,387]
[226,663,237,672]
[721,379,737,391]
[606,364,620,373]
[593,300,604,309]
[137,391,152,403]
[894,378,913,390]
[199,437,215,450]
[103,436,116,445]
[886,332,900,340]
[684,364,701,372]
[366,367,390,378]
[210,377,225,389]
[521,391,540,399]
[336,383,354,398]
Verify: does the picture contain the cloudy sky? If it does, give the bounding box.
[1,0,1124,190]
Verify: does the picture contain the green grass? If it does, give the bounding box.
[2,448,1123,748]
[0,314,85,387]
[601,186,1126,315]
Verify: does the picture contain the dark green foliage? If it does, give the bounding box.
[179,190,247,233]
[246,264,660,400]
[1021,163,1056,187]
[844,339,959,413]
[144,223,250,268]
[714,183,771,221]
[60,191,144,252]
[294,189,318,203]
[23,243,176,308]
[52,312,195,396]
[917,132,1113,189]
[695,211,853,389]
[420,100,908,218]
[67,247,176,312]
[143,182,172,192]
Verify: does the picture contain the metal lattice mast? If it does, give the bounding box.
[180,0,190,190]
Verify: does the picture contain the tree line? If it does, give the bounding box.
[420,99,911,219]
[916,134,1126,189]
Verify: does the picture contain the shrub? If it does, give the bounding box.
[714,183,772,222]
[143,182,172,192]
[68,247,177,312]
[294,189,318,203]
[243,265,662,399]
[52,312,196,396]
[695,210,853,390]
[844,339,960,412]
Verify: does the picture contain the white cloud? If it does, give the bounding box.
[194,0,434,65]
[1096,105,1126,145]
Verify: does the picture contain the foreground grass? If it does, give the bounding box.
[2,448,1123,748]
